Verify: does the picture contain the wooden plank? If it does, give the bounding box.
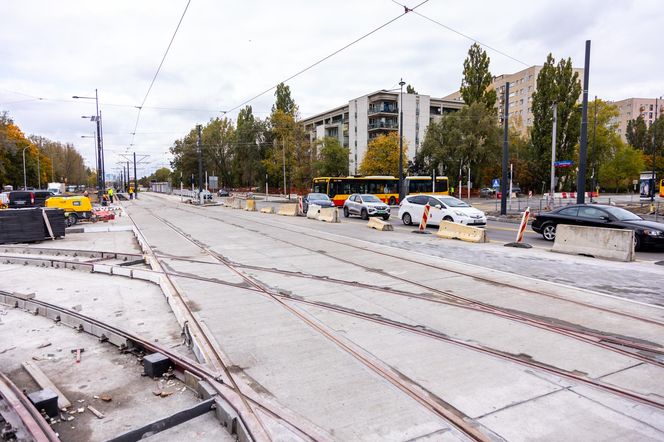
[22,361,72,410]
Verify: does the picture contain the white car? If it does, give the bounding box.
[398,194,486,227]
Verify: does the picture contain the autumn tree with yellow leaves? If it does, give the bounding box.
[359,132,408,177]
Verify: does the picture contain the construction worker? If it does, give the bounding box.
[108,187,114,204]
[128,187,134,200]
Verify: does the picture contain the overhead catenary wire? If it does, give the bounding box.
[390,0,530,68]
[129,0,192,148]
[224,0,430,115]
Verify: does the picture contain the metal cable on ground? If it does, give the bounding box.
[224,0,429,114]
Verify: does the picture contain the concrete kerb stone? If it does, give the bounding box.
[367,218,393,231]
[277,203,298,217]
[319,207,340,223]
[552,224,635,262]
[436,221,488,243]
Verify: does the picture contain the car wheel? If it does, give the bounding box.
[382,214,390,221]
[360,209,368,220]
[388,196,396,206]
[542,223,556,241]
[443,215,454,222]
[402,213,412,225]
[634,234,641,251]
[66,214,77,227]
[343,206,349,218]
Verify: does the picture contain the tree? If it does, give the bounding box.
[233,105,266,187]
[418,103,501,187]
[359,132,407,176]
[626,115,649,151]
[152,167,171,182]
[313,137,349,177]
[599,143,645,192]
[530,53,582,190]
[406,84,418,94]
[459,43,497,110]
[272,83,297,117]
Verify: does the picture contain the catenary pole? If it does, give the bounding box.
[133,152,138,199]
[590,96,598,202]
[577,40,591,204]
[500,82,510,215]
[652,97,659,202]
[398,78,406,203]
[550,103,557,208]
[197,125,203,199]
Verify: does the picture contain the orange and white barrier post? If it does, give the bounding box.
[416,203,431,233]
[298,196,304,215]
[515,207,530,243]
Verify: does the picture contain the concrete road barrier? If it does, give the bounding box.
[318,207,340,223]
[552,224,635,262]
[306,204,321,219]
[277,203,298,216]
[260,206,275,214]
[436,221,488,243]
[232,198,243,209]
[245,199,256,211]
[367,217,393,231]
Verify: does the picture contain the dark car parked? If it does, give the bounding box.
[303,192,335,214]
[7,191,35,208]
[7,190,54,208]
[531,204,664,250]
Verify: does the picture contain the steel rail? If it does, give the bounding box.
[123,206,322,441]
[0,291,320,442]
[147,207,664,413]
[0,372,60,442]
[183,203,664,327]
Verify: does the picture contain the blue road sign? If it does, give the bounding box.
[554,160,573,168]
[492,179,500,188]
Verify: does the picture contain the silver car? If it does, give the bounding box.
[343,194,390,220]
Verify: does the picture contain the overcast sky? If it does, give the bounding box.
[1,0,662,177]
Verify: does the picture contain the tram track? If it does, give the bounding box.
[142,206,664,439]
[0,291,327,442]
[185,203,664,328]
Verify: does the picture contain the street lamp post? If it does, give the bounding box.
[652,96,660,203]
[398,78,406,203]
[73,90,104,201]
[22,146,29,190]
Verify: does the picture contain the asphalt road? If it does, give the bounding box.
[338,210,664,263]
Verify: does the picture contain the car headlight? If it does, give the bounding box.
[644,229,664,237]
[368,207,376,212]
[454,211,468,217]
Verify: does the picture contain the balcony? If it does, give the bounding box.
[368,105,398,115]
[368,121,398,131]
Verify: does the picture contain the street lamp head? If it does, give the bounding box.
[399,79,406,87]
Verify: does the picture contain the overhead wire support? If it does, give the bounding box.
[225,0,429,114]
[130,0,192,148]
[390,0,530,67]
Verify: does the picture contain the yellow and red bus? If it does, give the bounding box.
[312,176,449,206]
[660,179,663,198]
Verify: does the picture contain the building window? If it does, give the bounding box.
[650,104,654,111]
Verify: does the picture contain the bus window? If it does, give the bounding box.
[435,178,449,192]
[312,181,327,194]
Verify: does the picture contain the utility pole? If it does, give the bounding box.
[398,78,406,203]
[577,40,591,204]
[126,161,130,192]
[652,97,660,203]
[549,103,558,208]
[282,140,286,198]
[37,138,41,189]
[197,125,203,201]
[133,151,138,199]
[590,96,598,202]
[500,82,510,215]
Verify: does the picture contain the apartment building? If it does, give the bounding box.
[443,65,584,134]
[611,98,663,142]
[302,90,463,175]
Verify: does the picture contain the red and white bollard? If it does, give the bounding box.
[505,207,532,248]
[414,203,431,234]
[298,196,304,216]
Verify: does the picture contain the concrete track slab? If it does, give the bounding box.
[168,276,459,441]
[477,388,664,441]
